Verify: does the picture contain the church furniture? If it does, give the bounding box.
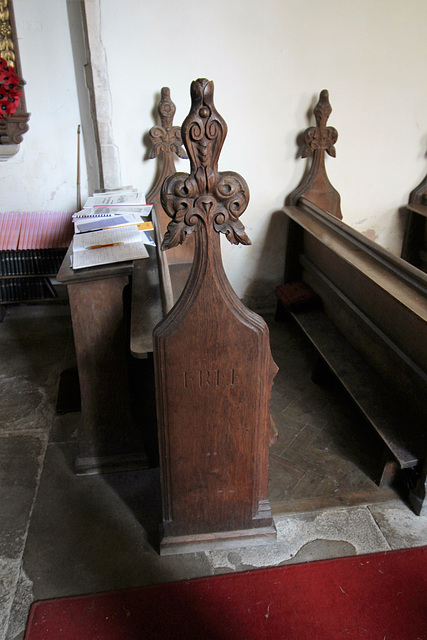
[56,88,187,473]
[401,167,427,272]
[56,87,188,475]
[130,87,194,359]
[0,211,73,319]
[129,87,196,466]
[137,78,278,553]
[56,254,148,475]
[277,90,427,514]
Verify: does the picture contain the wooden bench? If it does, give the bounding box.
[130,87,194,358]
[132,80,277,553]
[277,90,427,514]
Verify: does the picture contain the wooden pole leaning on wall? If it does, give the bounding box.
[154,78,278,554]
[76,124,81,211]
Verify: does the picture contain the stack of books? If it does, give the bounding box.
[71,187,154,270]
[0,211,73,303]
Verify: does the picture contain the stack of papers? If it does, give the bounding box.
[73,188,151,219]
[72,226,149,270]
[71,187,154,270]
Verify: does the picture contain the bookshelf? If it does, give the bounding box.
[0,211,73,317]
[0,248,67,303]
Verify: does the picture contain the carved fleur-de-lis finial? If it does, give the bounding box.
[148,87,187,161]
[160,78,250,250]
[288,89,342,219]
[302,89,338,159]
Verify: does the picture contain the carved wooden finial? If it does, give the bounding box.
[302,89,338,159]
[289,89,342,220]
[146,87,193,314]
[148,87,187,163]
[145,87,187,226]
[160,78,251,249]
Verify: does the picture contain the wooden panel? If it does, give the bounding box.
[401,167,427,269]
[301,255,427,415]
[67,275,147,473]
[156,269,276,537]
[130,247,163,358]
[303,233,427,372]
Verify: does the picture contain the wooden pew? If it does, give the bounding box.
[133,78,278,553]
[130,87,194,358]
[277,90,427,514]
[55,88,190,475]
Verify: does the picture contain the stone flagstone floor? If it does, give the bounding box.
[1,303,426,640]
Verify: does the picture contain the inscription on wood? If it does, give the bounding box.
[183,367,241,390]
[153,79,277,551]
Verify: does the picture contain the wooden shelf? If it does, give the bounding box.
[0,248,67,304]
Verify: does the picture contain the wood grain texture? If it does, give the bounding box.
[154,79,277,547]
[67,275,148,474]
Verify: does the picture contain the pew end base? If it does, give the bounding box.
[159,523,277,556]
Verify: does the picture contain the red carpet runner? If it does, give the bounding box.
[25,546,427,640]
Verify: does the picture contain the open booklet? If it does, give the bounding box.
[71,225,149,270]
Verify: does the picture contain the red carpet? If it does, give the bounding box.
[25,546,427,640]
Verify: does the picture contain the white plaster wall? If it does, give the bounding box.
[0,0,88,213]
[98,0,427,303]
[1,1,426,305]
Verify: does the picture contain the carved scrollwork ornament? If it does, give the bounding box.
[302,89,338,159]
[161,78,250,250]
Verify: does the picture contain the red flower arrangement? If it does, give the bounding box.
[0,56,22,119]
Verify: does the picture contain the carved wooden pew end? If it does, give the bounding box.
[152,79,277,553]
